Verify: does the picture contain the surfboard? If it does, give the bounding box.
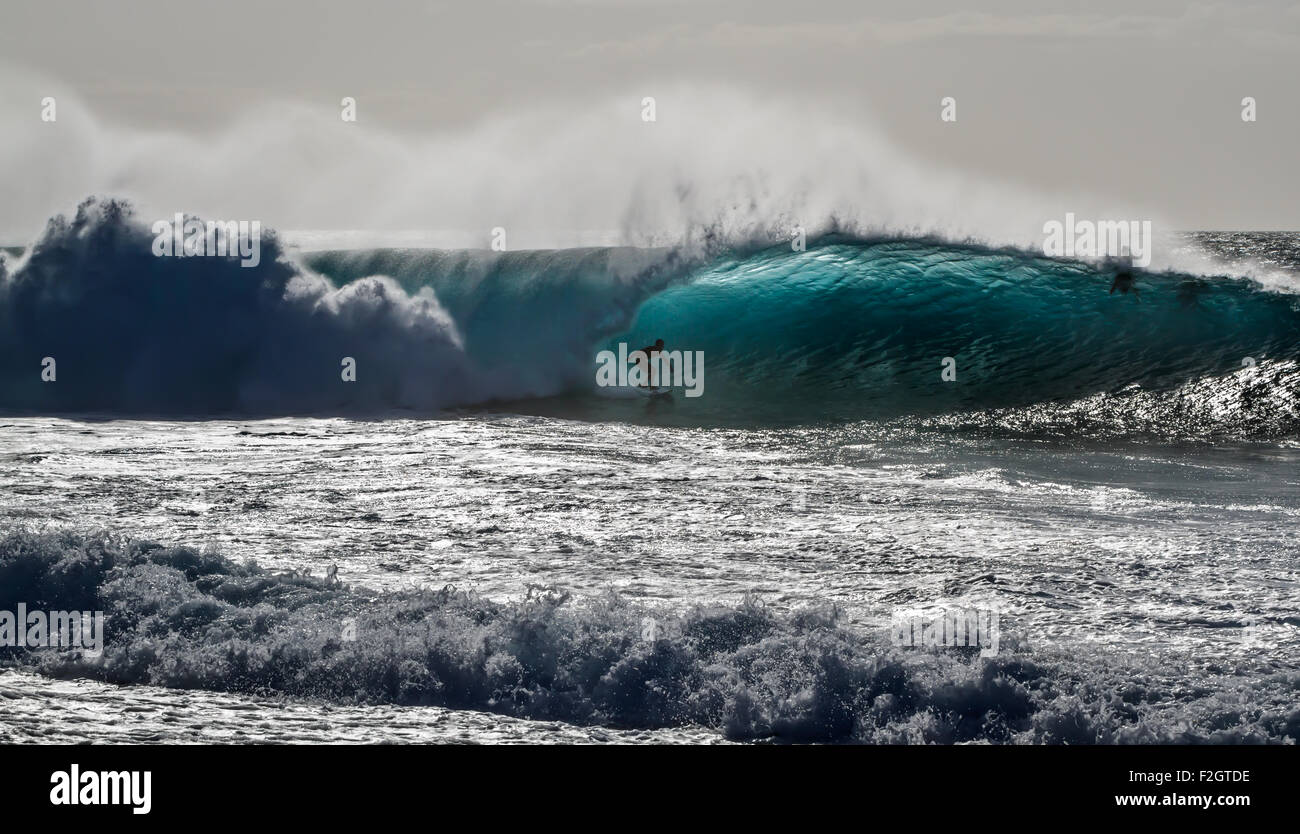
[637,386,672,399]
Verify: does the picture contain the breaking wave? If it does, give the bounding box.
[3,529,1297,743]
[1,198,1297,434]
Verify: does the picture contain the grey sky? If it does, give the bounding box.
[1,0,1297,241]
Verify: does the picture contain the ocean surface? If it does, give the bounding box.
[0,201,1297,743]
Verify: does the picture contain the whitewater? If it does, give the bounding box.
[0,199,1298,743]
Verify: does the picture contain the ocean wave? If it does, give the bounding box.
[0,198,681,414]
[2,529,1297,743]
[597,240,1300,424]
[1,198,1298,433]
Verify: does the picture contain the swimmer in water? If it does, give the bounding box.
[1110,269,1140,298]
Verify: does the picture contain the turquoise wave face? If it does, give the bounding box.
[607,240,1300,422]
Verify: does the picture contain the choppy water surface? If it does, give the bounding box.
[2,225,1297,743]
[2,414,1296,743]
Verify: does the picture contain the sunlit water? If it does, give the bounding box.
[2,414,1296,742]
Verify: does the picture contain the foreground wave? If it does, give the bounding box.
[3,529,1296,743]
[2,198,1298,431]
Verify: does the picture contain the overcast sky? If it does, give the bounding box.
[1,0,1297,241]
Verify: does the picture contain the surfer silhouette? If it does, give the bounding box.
[636,339,665,387]
[1109,269,1140,299]
[1176,280,1204,309]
